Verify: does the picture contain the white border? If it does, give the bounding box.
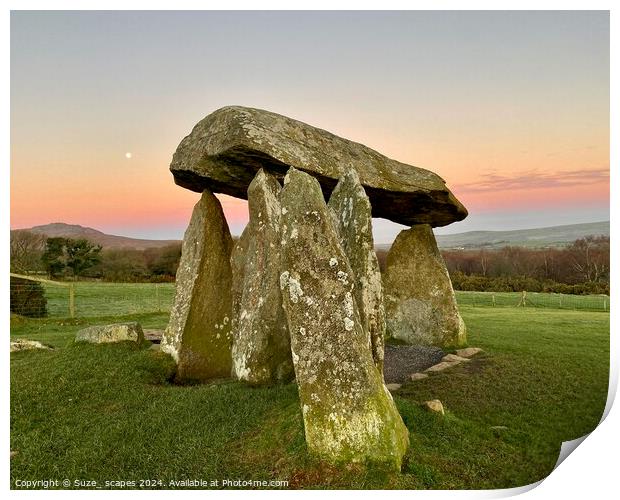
[3,2,616,498]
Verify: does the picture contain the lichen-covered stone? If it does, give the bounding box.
[161,189,234,382]
[328,169,385,373]
[231,169,294,385]
[279,167,409,470]
[170,106,467,227]
[75,322,144,344]
[383,224,466,348]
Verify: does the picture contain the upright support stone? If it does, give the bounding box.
[383,224,466,348]
[231,169,294,385]
[279,167,409,470]
[328,169,386,374]
[161,189,234,381]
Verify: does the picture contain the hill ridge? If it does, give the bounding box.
[15,222,180,250]
[14,220,609,251]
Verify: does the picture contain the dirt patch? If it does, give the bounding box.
[383,345,445,384]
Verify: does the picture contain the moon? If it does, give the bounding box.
[125,152,133,159]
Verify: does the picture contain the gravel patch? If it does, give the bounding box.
[383,344,445,384]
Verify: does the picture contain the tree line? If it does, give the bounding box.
[376,235,610,295]
[10,230,609,294]
[10,230,181,282]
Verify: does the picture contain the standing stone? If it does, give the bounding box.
[383,225,466,348]
[279,167,409,470]
[328,169,386,373]
[230,226,251,330]
[231,169,294,385]
[161,189,234,382]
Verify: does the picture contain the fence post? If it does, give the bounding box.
[69,284,76,318]
[156,284,161,313]
[492,294,496,307]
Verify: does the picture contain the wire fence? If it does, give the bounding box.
[10,276,175,319]
[9,275,610,319]
[455,290,609,311]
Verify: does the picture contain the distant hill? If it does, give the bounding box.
[17,223,181,250]
[17,220,609,252]
[433,221,610,250]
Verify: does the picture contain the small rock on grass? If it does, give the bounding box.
[10,340,51,352]
[386,383,402,391]
[455,347,483,358]
[409,372,429,381]
[424,361,455,373]
[424,400,445,415]
[442,353,470,363]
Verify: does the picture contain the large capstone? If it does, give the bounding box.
[279,167,409,470]
[231,169,294,385]
[327,169,386,373]
[161,189,234,381]
[170,106,467,227]
[383,224,466,348]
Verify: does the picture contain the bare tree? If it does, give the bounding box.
[10,230,46,274]
[569,236,610,283]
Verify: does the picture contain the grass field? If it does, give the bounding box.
[34,281,610,319]
[10,301,610,490]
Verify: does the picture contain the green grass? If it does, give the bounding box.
[42,282,176,318]
[10,306,609,489]
[35,281,608,319]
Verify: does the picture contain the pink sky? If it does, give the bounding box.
[10,11,609,242]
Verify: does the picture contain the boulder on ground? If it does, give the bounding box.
[383,224,466,348]
[161,189,234,382]
[279,167,409,470]
[170,106,467,227]
[75,322,144,344]
[231,169,294,385]
[328,169,385,373]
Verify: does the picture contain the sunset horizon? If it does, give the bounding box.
[11,11,609,243]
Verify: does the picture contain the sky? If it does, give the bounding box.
[10,10,609,243]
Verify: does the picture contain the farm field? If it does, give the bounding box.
[32,281,611,319]
[10,303,610,489]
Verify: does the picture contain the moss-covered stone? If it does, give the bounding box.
[161,189,234,382]
[279,168,409,471]
[231,169,294,385]
[383,224,466,348]
[327,169,386,374]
